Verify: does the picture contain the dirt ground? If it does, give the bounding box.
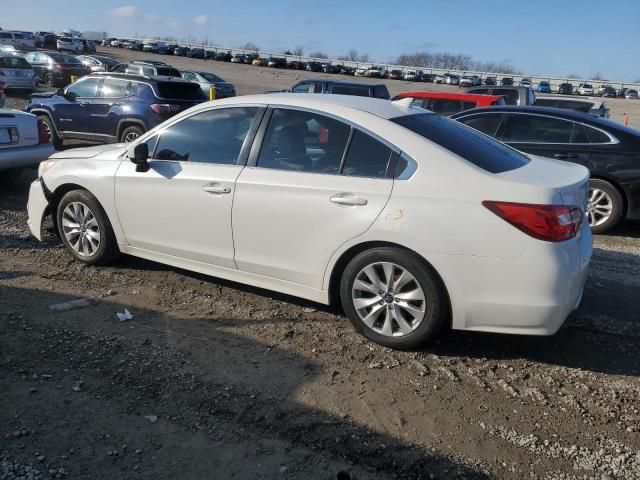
[1,48,640,480]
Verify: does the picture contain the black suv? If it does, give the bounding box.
[285,80,390,99]
[558,83,574,95]
[25,72,207,147]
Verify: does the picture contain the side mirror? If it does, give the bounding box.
[56,88,65,97]
[64,90,78,101]
[127,142,149,172]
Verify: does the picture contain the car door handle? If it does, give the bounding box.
[330,194,368,206]
[554,153,577,160]
[202,185,231,194]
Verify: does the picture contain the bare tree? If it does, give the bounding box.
[346,49,359,61]
[292,46,304,56]
[359,53,370,62]
[590,72,604,81]
[394,50,520,74]
[309,51,328,59]
[566,73,580,79]
[240,42,260,52]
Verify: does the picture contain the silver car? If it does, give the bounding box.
[0,108,54,170]
[0,54,38,91]
[625,89,639,100]
[180,70,236,98]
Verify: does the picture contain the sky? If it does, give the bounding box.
[3,0,640,81]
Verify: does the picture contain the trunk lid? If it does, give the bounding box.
[0,109,39,148]
[498,154,590,210]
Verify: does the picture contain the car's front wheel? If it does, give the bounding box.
[56,190,120,265]
[38,115,62,149]
[44,72,56,87]
[340,247,446,350]
[119,125,144,143]
[588,179,624,234]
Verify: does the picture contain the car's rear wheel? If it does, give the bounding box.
[44,72,55,87]
[588,179,624,234]
[120,125,144,143]
[38,115,62,149]
[56,190,120,265]
[340,247,446,350]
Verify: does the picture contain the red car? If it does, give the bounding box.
[392,91,505,116]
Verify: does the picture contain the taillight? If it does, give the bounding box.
[37,119,50,144]
[483,201,583,242]
[150,104,181,114]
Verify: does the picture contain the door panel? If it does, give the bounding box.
[233,168,393,287]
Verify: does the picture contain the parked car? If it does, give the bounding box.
[501,77,514,86]
[617,88,629,98]
[402,70,423,81]
[142,43,157,52]
[24,51,90,87]
[484,76,497,86]
[420,73,435,83]
[577,83,594,96]
[465,85,536,106]
[267,57,287,69]
[459,75,480,87]
[393,91,505,115]
[128,41,144,51]
[534,96,610,118]
[180,70,236,98]
[0,108,54,170]
[600,86,617,97]
[306,62,323,72]
[0,31,36,50]
[25,72,207,147]
[187,48,205,59]
[124,62,181,77]
[75,54,119,72]
[230,54,244,64]
[56,36,83,53]
[536,81,552,93]
[155,43,169,55]
[252,57,267,66]
[173,46,190,56]
[558,83,574,95]
[445,74,460,85]
[35,32,57,49]
[103,38,117,47]
[0,54,38,91]
[388,69,403,80]
[434,74,446,84]
[79,39,96,54]
[625,89,639,99]
[451,105,640,233]
[321,63,341,74]
[519,78,532,87]
[215,51,232,62]
[27,94,592,350]
[284,80,390,99]
[339,66,355,76]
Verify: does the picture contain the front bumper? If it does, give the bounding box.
[27,178,51,241]
[0,143,54,170]
[449,224,592,336]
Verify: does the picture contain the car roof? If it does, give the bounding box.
[301,79,386,88]
[89,72,194,84]
[207,93,418,119]
[450,105,606,121]
[396,91,503,102]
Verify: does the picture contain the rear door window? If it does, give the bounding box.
[342,130,392,178]
[457,113,504,137]
[291,82,311,93]
[256,108,351,173]
[391,113,529,173]
[502,114,574,143]
[100,79,129,98]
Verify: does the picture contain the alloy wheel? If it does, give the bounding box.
[351,262,426,337]
[62,202,101,257]
[587,188,613,227]
[123,132,139,142]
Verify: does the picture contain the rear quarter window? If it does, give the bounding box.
[156,83,207,100]
[392,113,529,174]
[331,85,370,97]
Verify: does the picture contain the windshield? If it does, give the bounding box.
[391,113,529,173]
[201,72,225,83]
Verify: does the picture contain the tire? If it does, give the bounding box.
[119,125,144,143]
[340,247,446,350]
[56,190,120,265]
[38,115,62,149]
[588,179,624,234]
[44,72,55,87]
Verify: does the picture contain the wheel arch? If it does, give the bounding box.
[116,119,147,142]
[326,240,452,324]
[30,109,62,137]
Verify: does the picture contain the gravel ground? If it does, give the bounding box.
[1,48,640,479]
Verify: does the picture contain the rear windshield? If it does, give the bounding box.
[0,57,31,69]
[391,113,530,174]
[155,67,181,77]
[156,82,206,100]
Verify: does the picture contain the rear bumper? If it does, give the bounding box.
[447,225,592,336]
[4,76,38,90]
[0,143,54,170]
[27,178,50,241]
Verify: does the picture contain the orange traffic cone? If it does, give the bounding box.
[624,115,629,126]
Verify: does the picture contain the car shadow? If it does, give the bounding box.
[596,220,640,239]
[0,284,490,479]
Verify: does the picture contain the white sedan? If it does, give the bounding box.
[26,94,592,349]
[0,109,54,170]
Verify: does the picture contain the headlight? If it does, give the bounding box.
[38,160,57,177]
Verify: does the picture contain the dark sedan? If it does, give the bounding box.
[180,70,236,98]
[23,51,90,87]
[451,106,640,233]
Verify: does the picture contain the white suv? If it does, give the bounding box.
[57,36,82,53]
[577,83,594,96]
[27,94,591,350]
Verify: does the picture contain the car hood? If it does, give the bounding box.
[50,143,127,160]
